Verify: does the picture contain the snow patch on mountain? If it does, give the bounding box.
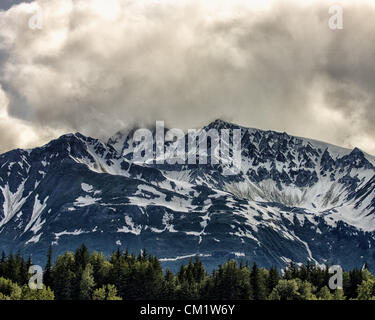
[0,180,28,227]
[24,195,49,233]
[74,195,101,207]
[159,253,212,262]
[81,183,94,193]
[117,216,142,235]
[26,233,42,245]
[53,229,89,245]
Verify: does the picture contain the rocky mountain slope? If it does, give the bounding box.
[1,120,375,271]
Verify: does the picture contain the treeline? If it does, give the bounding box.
[0,245,375,300]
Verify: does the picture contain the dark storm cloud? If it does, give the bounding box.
[0,0,374,155]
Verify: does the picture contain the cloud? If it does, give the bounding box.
[0,0,375,155]
[0,84,63,153]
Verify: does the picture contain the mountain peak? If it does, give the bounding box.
[351,147,364,155]
[205,119,241,130]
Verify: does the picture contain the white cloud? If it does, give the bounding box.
[0,0,374,155]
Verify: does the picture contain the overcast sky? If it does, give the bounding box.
[0,0,375,155]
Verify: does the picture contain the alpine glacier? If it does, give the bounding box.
[1,119,375,271]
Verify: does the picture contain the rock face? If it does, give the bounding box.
[1,120,375,271]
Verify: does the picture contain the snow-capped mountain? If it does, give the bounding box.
[1,120,375,271]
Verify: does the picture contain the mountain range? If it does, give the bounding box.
[1,119,375,271]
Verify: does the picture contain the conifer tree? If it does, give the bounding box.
[79,264,95,300]
[162,269,177,300]
[267,266,280,294]
[0,252,6,278]
[51,252,75,300]
[250,262,267,300]
[44,246,53,288]
[5,253,19,283]
[192,256,206,284]
[347,268,363,299]
[19,257,28,285]
[75,244,90,271]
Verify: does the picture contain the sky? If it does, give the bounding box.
[0,0,375,155]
